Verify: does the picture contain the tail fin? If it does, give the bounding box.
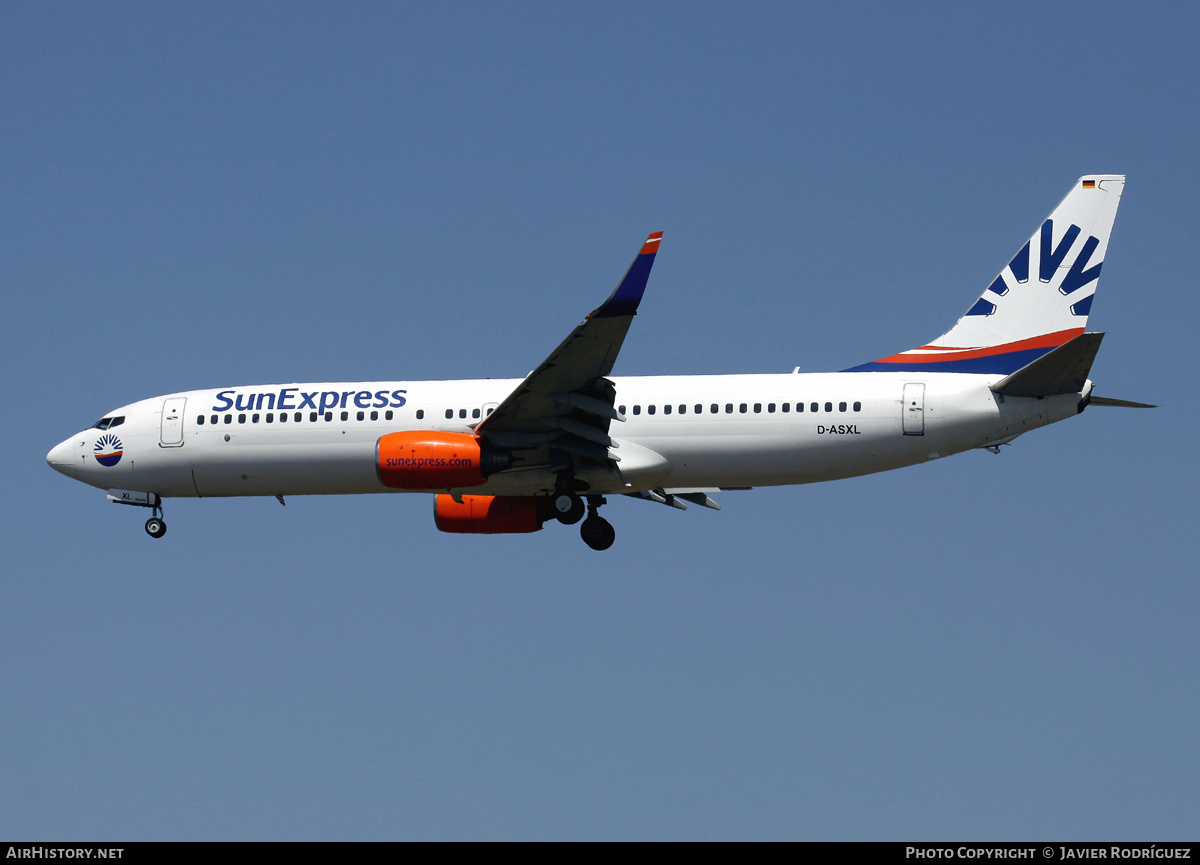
[846,175,1125,374]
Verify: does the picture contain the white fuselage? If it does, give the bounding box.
[46,372,1084,500]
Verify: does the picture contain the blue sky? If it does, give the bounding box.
[3,1,1198,840]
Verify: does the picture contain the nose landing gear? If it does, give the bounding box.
[106,489,167,539]
[579,496,615,551]
[143,498,167,538]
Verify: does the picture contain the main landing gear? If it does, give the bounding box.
[579,496,615,551]
[551,470,587,526]
[552,490,586,525]
[549,471,614,549]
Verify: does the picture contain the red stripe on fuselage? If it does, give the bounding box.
[875,328,1084,365]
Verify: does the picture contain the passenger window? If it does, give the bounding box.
[356,411,364,421]
[768,403,776,413]
[459,409,466,419]
[711,404,718,413]
[680,404,687,414]
[279,412,288,423]
[648,405,656,415]
[295,413,302,422]
[725,403,733,413]
[695,404,702,414]
[663,404,671,415]
[796,402,804,412]
[385,410,393,420]
[619,405,626,415]
[370,410,378,420]
[810,402,818,413]
[839,402,847,412]
[445,409,453,419]
[824,402,833,412]
[633,405,641,415]
[416,409,424,420]
[252,413,260,423]
[224,414,233,424]
[325,412,333,422]
[266,413,274,423]
[739,403,747,413]
[197,415,205,425]
[211,415,218,424]
[238,414,246,424]
[753,403,761,413]
[853,401,861,412]
[473,408,480,419]
[310,412,318,422]
[486,408,493,415]
[339,411,348,421]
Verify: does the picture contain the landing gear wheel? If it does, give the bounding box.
[580,516,615,551]
[145,517,167,539]
[553,491,585,525]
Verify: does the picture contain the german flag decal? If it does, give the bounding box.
[1082,180,1096,188]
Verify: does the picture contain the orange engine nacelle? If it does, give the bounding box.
[433,495,543,534]
[376,431,508,490]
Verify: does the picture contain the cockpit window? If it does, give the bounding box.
[92,416,125,430]
[109,416,124,428]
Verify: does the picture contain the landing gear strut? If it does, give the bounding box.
[579,496,615,551]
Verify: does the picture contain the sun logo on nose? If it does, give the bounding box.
[94,433,123,467]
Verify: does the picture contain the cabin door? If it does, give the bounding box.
[902,383,925,436]
[160,397,186,447]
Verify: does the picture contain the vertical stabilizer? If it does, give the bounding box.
[847,176,1124,374]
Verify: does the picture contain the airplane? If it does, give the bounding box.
[47,175,1153,550]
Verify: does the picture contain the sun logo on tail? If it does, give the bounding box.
[94,433,123,466]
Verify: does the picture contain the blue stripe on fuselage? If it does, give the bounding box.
[842,345,1055,374]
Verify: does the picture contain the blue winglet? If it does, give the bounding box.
[592,232,662,318]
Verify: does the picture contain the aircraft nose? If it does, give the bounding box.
[47,436,82,477]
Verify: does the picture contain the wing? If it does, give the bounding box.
[474,231,663,472]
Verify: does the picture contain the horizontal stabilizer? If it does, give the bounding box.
[990,332,1104,398]
[1088,396,1157,408]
